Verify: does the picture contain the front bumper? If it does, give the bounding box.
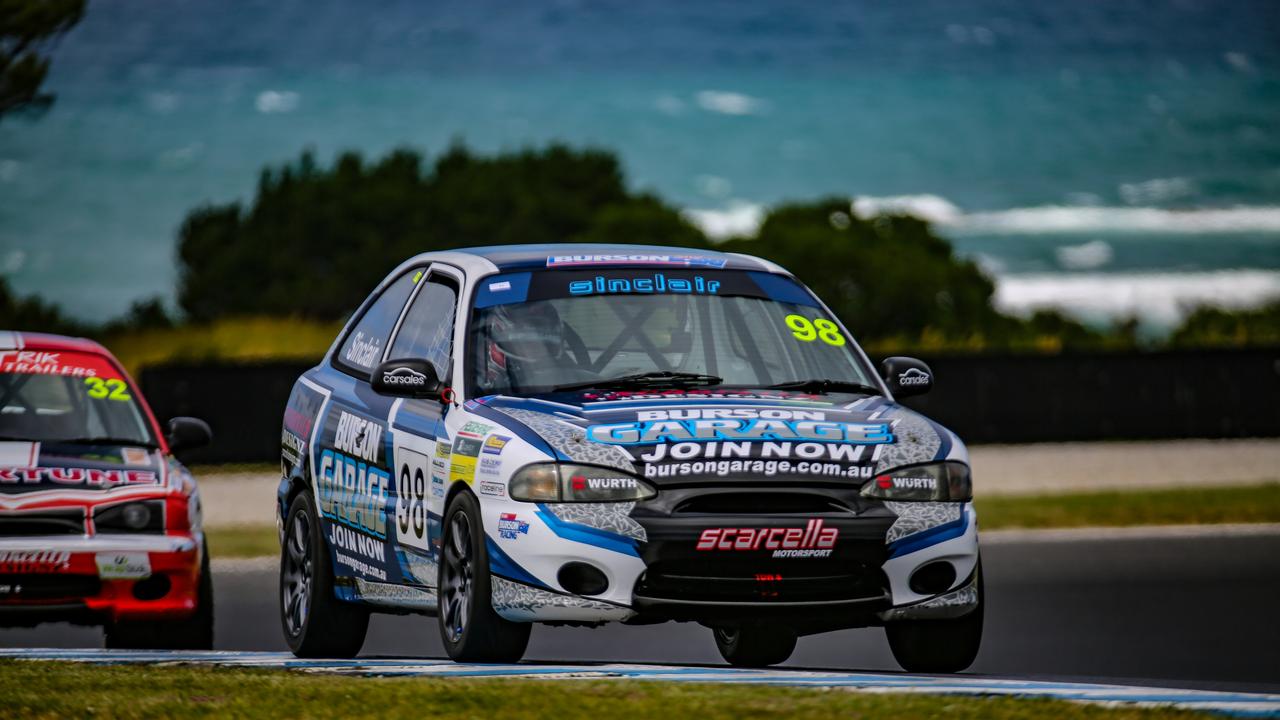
[483,487,980,629]
[0,534,202,627]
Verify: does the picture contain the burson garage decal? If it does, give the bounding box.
[586,418,893,445]
[475,392,902,482]
[582,412,894,480]
[317,410,390,540]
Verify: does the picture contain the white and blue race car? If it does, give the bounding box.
[276,245,982,671]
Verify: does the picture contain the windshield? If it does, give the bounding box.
[468,268,878,396]
[0,350,156,446]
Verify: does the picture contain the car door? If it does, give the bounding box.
[384,264,462,590]
[312,265,424,588]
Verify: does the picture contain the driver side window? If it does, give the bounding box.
[335,267,423,376]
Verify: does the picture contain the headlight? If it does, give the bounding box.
[94,500,165,533]
[860,462,971,502]
[509,463,657,503]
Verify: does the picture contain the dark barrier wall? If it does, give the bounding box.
[140,361,314,465]
[140,348,1280,464]
[897,347,1280,444]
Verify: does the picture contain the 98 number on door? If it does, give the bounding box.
[394,448,432,552]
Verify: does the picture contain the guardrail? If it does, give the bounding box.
[139,347,1280,464]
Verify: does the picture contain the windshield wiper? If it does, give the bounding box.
[553,371,723,393]
[53,437,160,449]
[766,379,882,396]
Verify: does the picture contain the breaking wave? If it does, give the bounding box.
[994,270,1280,326]
[853,194,1280,234]
[687,195,1280,238]
[682,202,764,240]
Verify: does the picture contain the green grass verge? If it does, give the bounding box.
[188,462,279,476]
[205,525,278,560]
[977,483,1280,530]
[203,483,1280,560]
[204,484,1274,558]
[0,660,1215,720]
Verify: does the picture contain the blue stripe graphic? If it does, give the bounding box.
[485,537,549,588]
[887,509,969,558]
[535,504,641,557]
[465,400,565,460]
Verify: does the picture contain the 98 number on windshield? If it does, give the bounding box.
[784,314,846,346]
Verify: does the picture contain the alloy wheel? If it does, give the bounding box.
[441,511,474,643]
[281,511,312,636]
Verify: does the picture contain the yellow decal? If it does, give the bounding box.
[784,314,846,346]
[84,377,133,401]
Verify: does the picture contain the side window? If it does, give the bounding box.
[389,275,459,379]
[335,268,422,376]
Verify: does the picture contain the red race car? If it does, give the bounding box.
[0,331,214,648]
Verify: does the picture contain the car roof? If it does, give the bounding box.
[444,244,786,274]
[0,331,110,355]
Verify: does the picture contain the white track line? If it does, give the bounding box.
[1,649,1277,717]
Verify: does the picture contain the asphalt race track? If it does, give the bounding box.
[5,529,1279,695]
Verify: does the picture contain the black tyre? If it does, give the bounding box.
[280,491,369,658]
[713,625,797,667]
[438,490,530,663]
[885,566,984,673]
[105,544,214,650]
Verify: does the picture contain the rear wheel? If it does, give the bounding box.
[713,625,797,667]
[104,544,214,650]
[279,491,369,658]
[437,491,530,662]
[885,567,984,673]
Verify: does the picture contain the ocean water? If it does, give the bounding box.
[1,0,1278,326]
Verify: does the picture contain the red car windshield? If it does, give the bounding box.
[0,350,157,447]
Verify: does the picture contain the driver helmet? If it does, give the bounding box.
[487,301,565,363]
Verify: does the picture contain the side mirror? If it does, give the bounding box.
[881,356,934,398]
[371,358,442,399]
[166,416,213,453]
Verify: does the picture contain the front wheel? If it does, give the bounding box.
[279,491,369,658]
[885,567,984,673]
[437,491,530,663]
[713,625,797,667]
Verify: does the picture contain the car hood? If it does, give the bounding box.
[0,441,166,498]
[469,389,962,485]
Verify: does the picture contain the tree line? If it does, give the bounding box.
[3,144,1276,352]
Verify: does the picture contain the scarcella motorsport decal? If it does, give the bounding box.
[697,519,838,558]
[580,403,893,480]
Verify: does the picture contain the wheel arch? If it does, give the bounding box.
[278,459,313,543]
[443,480,477,514]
